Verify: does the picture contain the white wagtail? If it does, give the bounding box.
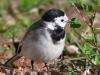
[5,8,69,68]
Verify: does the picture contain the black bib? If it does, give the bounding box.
[48,26,65,44]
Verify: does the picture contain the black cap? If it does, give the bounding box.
[42,9,64,22]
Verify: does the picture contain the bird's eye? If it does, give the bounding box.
[61,19,64,22]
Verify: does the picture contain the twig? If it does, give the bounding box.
[70,0,100,51]
[69,57,86,61]
[70,0,90,26]
[73,28,95,46]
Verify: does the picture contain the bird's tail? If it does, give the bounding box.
[4,42,22,68]
[4,54,22,68]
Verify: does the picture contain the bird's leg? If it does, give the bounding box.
[44,63,49,71]
[31,60,34,70]
[60,53,64,61]
[58,52,64,66]
[40,62,49,71]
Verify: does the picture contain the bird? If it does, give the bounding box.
[5,8,69,69]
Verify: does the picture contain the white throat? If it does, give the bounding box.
[44,21,56,30]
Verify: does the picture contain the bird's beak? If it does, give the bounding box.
[67,20,71,24]
[65,20,71,25]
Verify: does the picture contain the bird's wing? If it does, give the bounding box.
[16,20,45,54]
[22,20,45,41]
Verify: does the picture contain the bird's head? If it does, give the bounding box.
[42,9,69,30]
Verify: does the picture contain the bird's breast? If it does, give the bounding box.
[21,28,65,62]
[48,27,65,44]
[38,37,65,62]
[37,30,65,62]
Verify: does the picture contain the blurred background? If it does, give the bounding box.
[0,0,100,74]
[0,0,100,62]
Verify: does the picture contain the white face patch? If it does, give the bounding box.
[44,14,69,30]
[44,21,56,30]
[54,14,69,28]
